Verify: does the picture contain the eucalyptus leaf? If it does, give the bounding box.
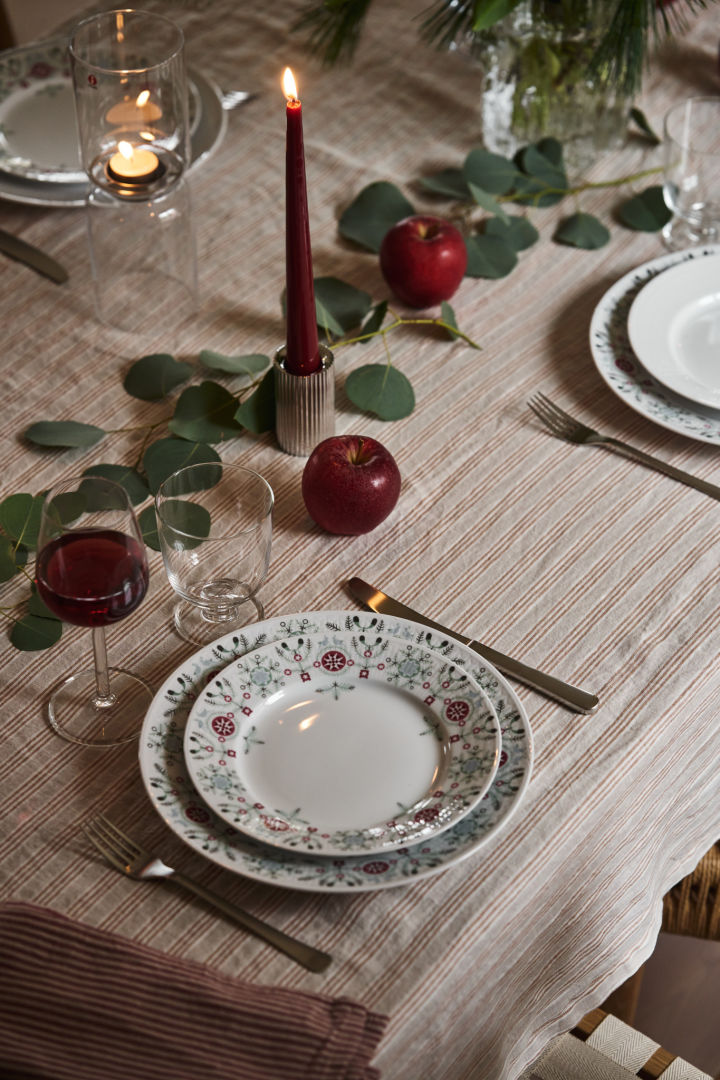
[485,215,539,251]
[554,212,610,249]
[27,589,59,620]
[0,535,19,582]
[472,0,524,31]
[512,173,565,208]
[49,492,86,526]
[24,420,105,449]
[345,363,415,420]
[234,369,276,434]
[464,235,517,279]
[123,354,193,401]
[467,182,510,223]
[618,186,671,231]
[315,276,372,337]
[535,137,564,169]
[463,147,518,195]
[358,300,388,343]
[81,464,150,506]
[0,493,43,549]
[338,181,415,252]
[169,381,244,443]
[440,301,460,341]
[629,107,661,146]
[420,168,471,200]
[199,351,270,377]
[157,499,212,548]
[138,504,161,550]
[10,612,62,651]
[514,141,567,206]
[142,437,221,495]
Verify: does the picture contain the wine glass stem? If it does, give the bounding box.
[92,626,117,708]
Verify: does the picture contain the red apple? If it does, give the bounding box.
[379,214,467,309]
[302,435,401,535]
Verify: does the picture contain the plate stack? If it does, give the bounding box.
[0,38,226,207]
[139,611,534,893]
[590,246,720,443]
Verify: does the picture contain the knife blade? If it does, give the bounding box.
[0,228,68,284]
[347,576,599,715]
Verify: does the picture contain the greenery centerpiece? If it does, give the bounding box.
[296,0,716,169]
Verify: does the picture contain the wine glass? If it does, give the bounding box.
[155,462,274,646]
[36,474,153,747]
[662,97,720,251]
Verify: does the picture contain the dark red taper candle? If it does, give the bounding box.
[283,68,321,376]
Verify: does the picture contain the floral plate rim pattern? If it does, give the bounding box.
[139,611,533,893]
[589,244,720,445]
[183,628,501,857]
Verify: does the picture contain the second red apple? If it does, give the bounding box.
[379,214,467,309]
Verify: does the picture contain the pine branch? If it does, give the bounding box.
[293,0,375,65]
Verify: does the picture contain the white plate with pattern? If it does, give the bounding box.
[627,254,720,409]
[139,611,533,893]
[183,629,500,856]
[589,245,720,444]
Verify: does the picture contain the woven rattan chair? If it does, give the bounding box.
[662,842,720,941]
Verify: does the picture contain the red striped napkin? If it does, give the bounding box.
[0,902,388,1080]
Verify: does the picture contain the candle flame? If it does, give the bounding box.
[117,140,134,161]
[282,67,298,102]
[136,89,150,107]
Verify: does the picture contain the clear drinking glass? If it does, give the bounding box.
[69,9,197,343]
[662,97,720,250]
[36,475,153,747]
[69,9,189,195]
[155,462,274,646]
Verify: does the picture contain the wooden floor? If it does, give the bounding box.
[2,1,720,1075]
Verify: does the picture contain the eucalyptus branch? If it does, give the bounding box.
[335,314,481,350]
[500,164,663,207]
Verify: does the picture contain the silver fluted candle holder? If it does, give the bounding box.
[273,344,335,456]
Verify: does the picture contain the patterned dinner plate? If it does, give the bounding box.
[589,245,720,444]
[183,629,501,857]
[139,611,533,893]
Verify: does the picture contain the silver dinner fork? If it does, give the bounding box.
[528,392,720,501]
[83,814,331,973]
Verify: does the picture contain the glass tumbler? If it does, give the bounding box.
[662,96,720,250]
[155,462,274,646]
[69,9,189,194]
[69,9,197,342]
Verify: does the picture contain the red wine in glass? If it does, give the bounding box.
[36,528,148,627]
[37,474,153,748]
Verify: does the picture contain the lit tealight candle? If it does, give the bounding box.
[106,140,163,185]
[105,89,163,126]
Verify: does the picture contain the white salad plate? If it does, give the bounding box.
[0,38,227,206]
[589,245,720,444]
[627,254,720,409]
[139,611,533,893]
[183,628,501,857]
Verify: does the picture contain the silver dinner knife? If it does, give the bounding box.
[347,576,600,714]
[0,228,68,284]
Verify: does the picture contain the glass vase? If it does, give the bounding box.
[455,0,629,174]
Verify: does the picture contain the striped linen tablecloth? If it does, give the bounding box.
[2,2,720,1078]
